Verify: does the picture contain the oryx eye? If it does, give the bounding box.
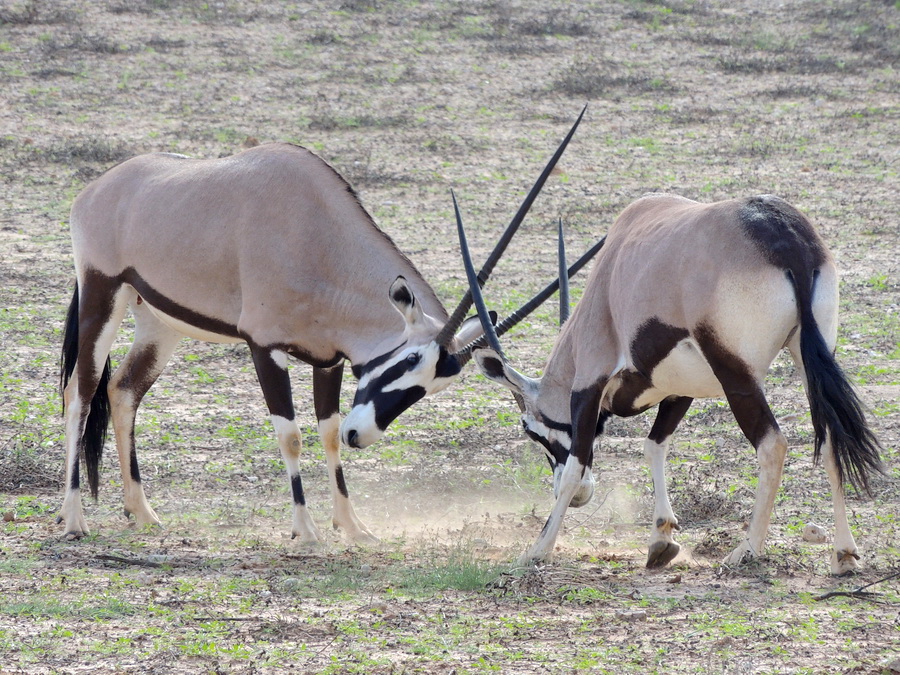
[406,353,421,366]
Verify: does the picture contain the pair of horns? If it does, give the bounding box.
[453,192,606,366]
[435,104,588,350]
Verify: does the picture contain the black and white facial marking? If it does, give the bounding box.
[341,342,462,448]
[524,411,597,508]
[474,348,596,507]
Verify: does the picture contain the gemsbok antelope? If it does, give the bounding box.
[58,109,598,542]
[457,192,882,575]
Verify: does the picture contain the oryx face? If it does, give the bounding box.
[340,277,485,449]
[474,348,596,507]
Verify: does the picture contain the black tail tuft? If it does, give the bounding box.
[60,284,80,406]
[59,282,111,499]
[798,288,883,496]
[83,357,111,499]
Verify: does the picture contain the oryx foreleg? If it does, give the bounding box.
[644,395,692,568]
[108,297,180,528]
[313,365,378,545]
[521,384,602,565]
[251,347,322,543]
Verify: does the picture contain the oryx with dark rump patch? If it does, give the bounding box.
[462,193,882,575]
[58,108,589,543]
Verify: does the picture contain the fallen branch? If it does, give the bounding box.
[95,554,161,568]
[815,569,900,603]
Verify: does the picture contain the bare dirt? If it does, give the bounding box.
[0,0,898,673]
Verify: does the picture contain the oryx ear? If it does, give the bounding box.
[449,311,497,352]
[389,276,425,326]
[473,347,536,397]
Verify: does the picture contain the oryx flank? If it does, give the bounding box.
[463,193,882,575]
[58,109,588,542]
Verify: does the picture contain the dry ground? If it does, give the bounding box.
[0,0,898,673]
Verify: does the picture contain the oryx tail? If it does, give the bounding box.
[60,281,111,499]
[793,272,882,494]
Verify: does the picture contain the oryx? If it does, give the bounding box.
[458,192,882,575]
[57,109,595,542]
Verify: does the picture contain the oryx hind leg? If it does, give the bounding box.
[108,295,181,528]
[696,327,787,568]
[787,337,859,575]
[645,396,693,569]
[314,365,378,546]
[60,273,131,538]
[250,346,322,544]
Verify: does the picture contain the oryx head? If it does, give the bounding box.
[340,278,490,449]
[458,201,604,508]
[340,106,590,450]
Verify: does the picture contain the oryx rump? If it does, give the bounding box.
[466,193,882,575]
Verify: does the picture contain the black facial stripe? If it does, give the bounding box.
[353,345,433,406]
[374,386,426,431]
[351,340,408,379]
[525,428,569,469]
[541,416,572,435]
[435,347,461,379]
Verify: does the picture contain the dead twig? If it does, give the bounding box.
[95,554,162,568]
[192,616,257,622]
[815,569,900,603]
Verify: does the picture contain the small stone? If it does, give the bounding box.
[146,554,172,564]
[281,577,303,591]
[615,610,648,622]
[2,511,16,522]
[880,655,900,673]
[802,523,828,544]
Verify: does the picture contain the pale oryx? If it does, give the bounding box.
[458,192,882,575]
[57,109,594,542]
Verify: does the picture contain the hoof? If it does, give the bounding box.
[64,530,87,541]
[291,530,323,546]
[348,531,380,547]
[647,540,680,568]
[332,517,380,547]
[517,549,551,567]
[831,548,860,576]
[723,540,757,567]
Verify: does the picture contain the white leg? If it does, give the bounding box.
[60,379,90,537]
[319,413,378,545]
[59,284,130,538]
[645,437,680,568]
[272,415,322,544]
[520,457,585,564]
[108,298,182,527]
[823,431,860,575]
[787,341,859,574]
[724,428,788,566]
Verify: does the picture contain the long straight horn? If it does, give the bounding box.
[455,235,605,365]
[558,218,570,325]
[452,191,503,356]
[435,104,588,346]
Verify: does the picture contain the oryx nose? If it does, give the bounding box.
[346,429,359,448]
